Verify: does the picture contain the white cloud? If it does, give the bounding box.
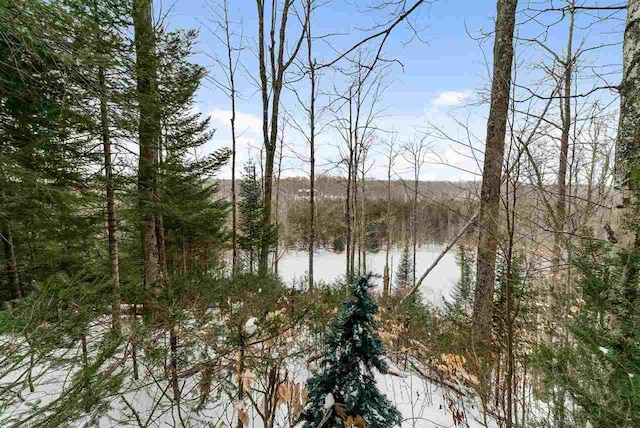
[208,108,263,135]
[432,90,472,107]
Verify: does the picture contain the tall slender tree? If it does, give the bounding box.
[306,0,317,290]
[133,0,165,315]
[256,0,308,274]
[382,134,399,297]
[472,0,518,358]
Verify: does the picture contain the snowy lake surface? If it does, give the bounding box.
[278,245,460,305]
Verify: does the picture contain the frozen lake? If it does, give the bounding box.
[278,244,460,305]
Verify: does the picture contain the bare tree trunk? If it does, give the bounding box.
[472,0,518,357]
[93,2,121,336]
[99,63,121,336]
[274,132,284,277]
[1,226,21,301]
[237,331,246,428]
[156,142,169,283]
[307,5,316,290]
[222,0,239,274]
[412,168,418,287]
[345,90,354,283]
[383,138,397,297]
[384,167,392,297]
[553,5,575,275]
[361,151,367,273]
[133,0,163,318]
[615,0,640,247]
[170,325,180,401]
[351,142,358,278]
[257,0,307,275]
[345,151,352,282]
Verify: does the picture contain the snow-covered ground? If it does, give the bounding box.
[0,318,496,428]
[0,247,481,427]
[1,351,495,427]
[278,245,460,305]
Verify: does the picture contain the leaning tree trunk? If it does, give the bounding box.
[472,0,518,367]
[133,0,163,316]
[616,0,640,248]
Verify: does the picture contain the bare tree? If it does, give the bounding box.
[402,134,431,288]
[256,0,308,274]
[330,54,388,282]
[220,0,241,273]
[472,0,518,360]
[306,0,317,290]
[204,0,244,274]
[553,1,576,275]
[382,132,399,297]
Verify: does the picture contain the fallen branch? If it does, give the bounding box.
[408,359,468,398]
[400,211,479,303]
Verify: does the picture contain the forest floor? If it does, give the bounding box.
[0,313,501,428]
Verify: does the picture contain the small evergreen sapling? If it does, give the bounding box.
[394,246,413,295]
[302,274,402,428]
[445,244,475,316]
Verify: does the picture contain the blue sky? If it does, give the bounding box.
[158,0,625,181]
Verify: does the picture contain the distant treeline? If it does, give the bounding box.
[283,198,475,252]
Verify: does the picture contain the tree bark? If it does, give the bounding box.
[472,0,518,356]
[616,0,640,247]
[237,331,246,428]
[133,0,163,316]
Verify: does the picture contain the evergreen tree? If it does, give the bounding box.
[445,244,475,316]
[0,0,104,300]
[394,246,413,295]
[535,239,640,427]
[302,275,401,428]
[238,161,276,273]
[156,28,230,274]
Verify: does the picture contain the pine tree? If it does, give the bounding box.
[0,0,103,299]
[446,244,474,315]
[239,161,276,273]
[302,275,401,428]
[394,246,413,295]
[535,239,640,427]
[156,28,230,275]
